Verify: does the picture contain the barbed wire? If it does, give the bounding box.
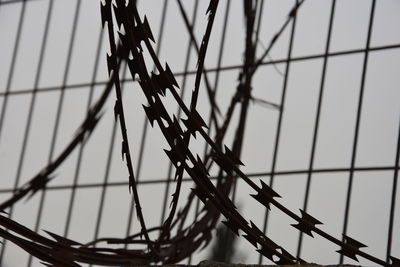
[0,1,398,266]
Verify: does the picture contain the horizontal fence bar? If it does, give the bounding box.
[0,165,398,194]
[1,43,400,98]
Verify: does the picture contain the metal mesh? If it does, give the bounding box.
[0,0,399,266]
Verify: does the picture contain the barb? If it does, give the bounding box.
[111,1,297,263]
[0,1,395,266]
[175,0,221,125]
[159,0,220,242]
[102,0,154,252]
[98,1,392,265]
[0,213,152,266]
[0,61,118,211]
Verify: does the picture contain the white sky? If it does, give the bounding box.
[0,0,399,266]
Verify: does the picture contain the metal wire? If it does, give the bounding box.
[340,0,376,263]
[0,0,29,263]
[259,0,298,263]
[1,43,399,98]
[0,0,399,266]
[296,0,336,258]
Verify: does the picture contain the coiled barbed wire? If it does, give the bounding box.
[0,1,398,266]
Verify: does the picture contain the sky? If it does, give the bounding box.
[0,0,399,266]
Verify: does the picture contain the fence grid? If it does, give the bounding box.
[0,0,399,266]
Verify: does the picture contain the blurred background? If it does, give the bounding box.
[0,0,399,266]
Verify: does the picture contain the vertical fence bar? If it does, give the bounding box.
[296,0,336,259]
[0,0,29,263]
[48,0,82,238]
[386,119,400,262]
[23,1,56,266]
[259,0,299,263]
[0,0,26,140]
[340,0,376,263]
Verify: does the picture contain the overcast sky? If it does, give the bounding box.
[0,0,399,266]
